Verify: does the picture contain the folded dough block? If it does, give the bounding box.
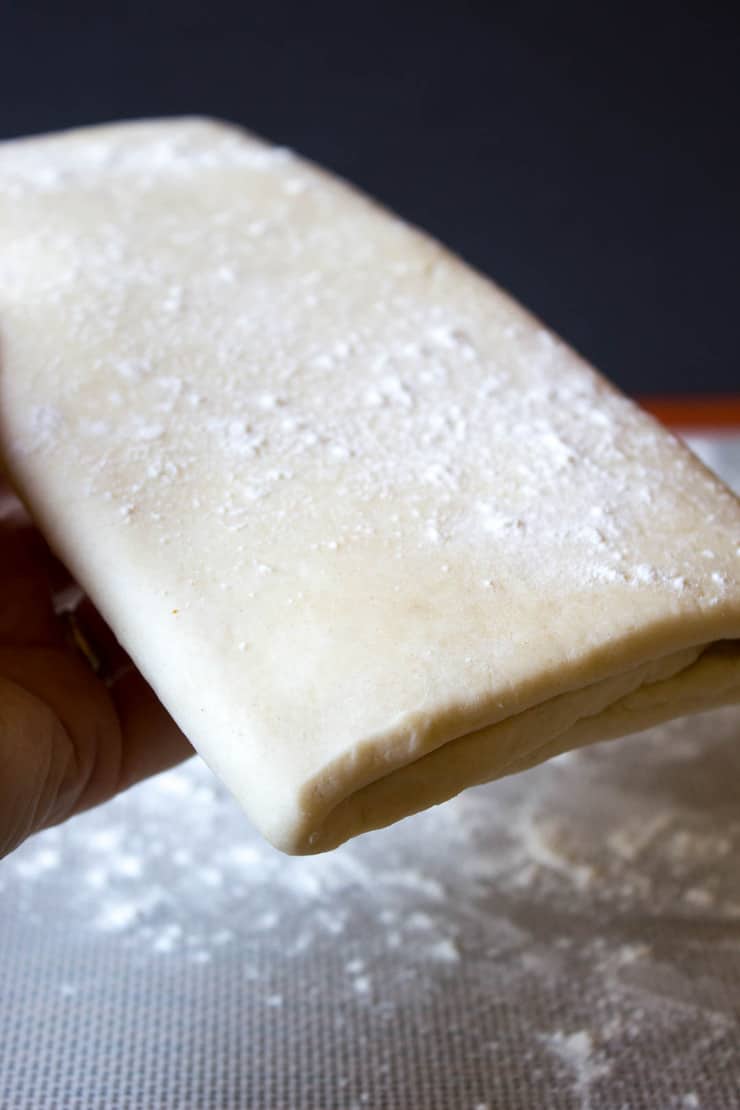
[1,119,739,853]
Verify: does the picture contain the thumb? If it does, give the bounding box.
[0,641,194,860]
[0,646,122,859]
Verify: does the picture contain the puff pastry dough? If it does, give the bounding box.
[1,119,738,852]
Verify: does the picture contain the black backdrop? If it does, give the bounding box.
[2,2,738,395]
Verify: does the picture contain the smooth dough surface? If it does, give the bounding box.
[0,118,739,853]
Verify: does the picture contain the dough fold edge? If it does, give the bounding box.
[286,639,740,854]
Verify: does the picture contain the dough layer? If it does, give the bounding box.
[0,119,738,852]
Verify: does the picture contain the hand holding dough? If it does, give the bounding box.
[0,119,738,853]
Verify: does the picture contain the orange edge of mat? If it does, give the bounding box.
[637,395,740,430]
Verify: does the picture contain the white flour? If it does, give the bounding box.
[540,1030,610,1110]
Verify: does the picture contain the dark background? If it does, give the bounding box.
[2,2,738,395]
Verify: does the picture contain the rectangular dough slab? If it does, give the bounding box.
[1,118,739,853]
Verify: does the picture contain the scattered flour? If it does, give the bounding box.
[541,1029,610,1110]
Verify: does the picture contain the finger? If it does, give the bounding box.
[0,476,81,616]
[0,674,74,857]
[0,645,193,857]
[0,646,122,821]
[62,602,194,798]
[108,669,194,794]
[0,511,63,647]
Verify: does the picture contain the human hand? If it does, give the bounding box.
[0,479,193,859]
